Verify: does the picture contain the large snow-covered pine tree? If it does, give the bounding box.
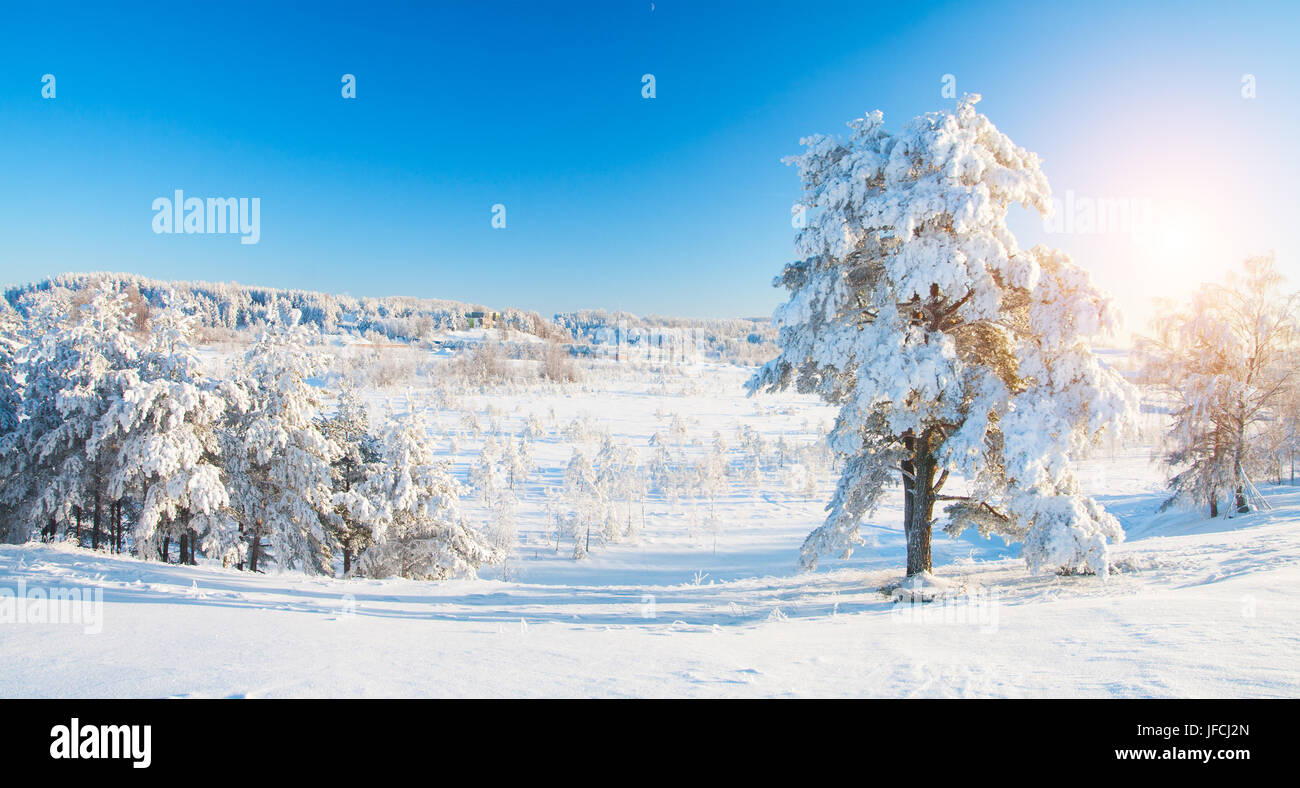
[751,95,1133,579]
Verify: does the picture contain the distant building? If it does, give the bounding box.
[466,310,499,328]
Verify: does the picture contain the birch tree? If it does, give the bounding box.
[1137,253,1298,516]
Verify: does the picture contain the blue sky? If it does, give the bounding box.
[1,0,1296,329]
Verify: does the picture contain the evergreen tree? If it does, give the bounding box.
[752,96,1133,578]
[356,405,499,580]
[323,385,381,575]
[224,309,341,573]
[91,299,231,561]
[0,305,25,542]
[11,284,141,547]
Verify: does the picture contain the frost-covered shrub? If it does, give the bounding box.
[540,341,579,383]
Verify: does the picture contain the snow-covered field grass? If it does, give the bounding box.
[3,353,1299,698]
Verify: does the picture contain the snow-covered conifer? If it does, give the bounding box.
[0,306,26,541]
[91,298,231,561]
[223,309,341,573]
[323,384,381,574]
[356,405,500,579]
[752,96,1133,577]
[11,284,141,548]
[0,306,21,441]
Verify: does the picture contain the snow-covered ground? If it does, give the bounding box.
[3,359,1298,698]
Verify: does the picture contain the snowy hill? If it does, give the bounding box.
[2,272,775,360]
[4,451,1297,698]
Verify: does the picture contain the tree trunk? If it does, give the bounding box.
[901,430,937,577]
[1209,428,1223,517]
[182,510,195,565]
[1233,419,1249,513]
[1233,454,1249,513]
[161,536,170,563]
[247,530,260,573]
[92,488,101,550]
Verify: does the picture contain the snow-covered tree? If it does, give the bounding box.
[323,384,380,574]
[694,435,729,550]
[594,435,640,542]
[1136,253,1298,516]
[561,448,603,558]
[668,413,687,442]
[505,435,533,490]
[1263,387,1300,484]
[751,96,1133,578]
[223,310,340,573]
[0,306,20,441]
[90,299,231,562]
[648,431,672,492]
[460,410,482,439]
[624,450,649,541]
[468,433,520,555]
[522,413,545,441]
[787,461,818,501]
[483,486,519,558]
[0,305,25,542]
[773,434,791,469]
[8,284,142,548]
[470,435,508,508]
[738,424,767,486]
[1,293,62,541]
[355,406,500,580]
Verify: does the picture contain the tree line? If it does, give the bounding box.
[0,283,501,579]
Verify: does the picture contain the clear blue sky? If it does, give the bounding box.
[1,0,1296,327]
